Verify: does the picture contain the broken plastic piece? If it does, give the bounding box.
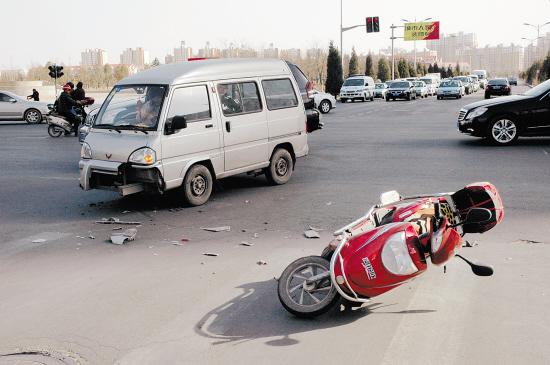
[203,252,220,257]
[201,226,231,232]
[304,229,321,239]
[257,260,268,265]
[240,241,254,247]
[110,228,137,245]
[96,217,141,225]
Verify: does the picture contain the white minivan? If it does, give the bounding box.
[79,59,308,206]
[339,75,375,102]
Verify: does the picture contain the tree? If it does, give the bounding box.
[348,47,359,76]
[365,53,375,77]
[152,57,160,67]
[433,62,440,73]
[454,62,461,76]
[114,64,130,81]
[440,67,447,78]
[416,63,423,76]
[541,53,550,81]
[377,57,390,82]
[397,58,409,78]
[325,41,343,96]
[446,65,454,78]
[408,61,416,77]
[103,64,114,88]
[422,64,428,76]
[428,64,434,73]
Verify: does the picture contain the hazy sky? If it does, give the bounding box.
[2,0,550,69]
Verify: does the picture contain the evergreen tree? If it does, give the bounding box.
[408,61,417,77]
[423,64,428,75]
[365,53,375,77]
[428,64,434,73]
[433,62,440,73]
[152,57,160,67]
[348,47,359,76]
[325,41,343,96]
[455,62,461,76]
[398,59,409,78]
[440,67,447,78]
[446,65,454,78]
[377,57,390,82]
[416,63,423,76]
[541,53,550,81]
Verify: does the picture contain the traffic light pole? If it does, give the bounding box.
[390,25,404,80]
[54,63,58,99]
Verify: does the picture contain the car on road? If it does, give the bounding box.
[419,76,438,96]
[285,61,321,132]
[413,81,429,98]
[0,90,51,124]
[485,78,511,99]
[458,78,550,145]
[468,75,480,93]
[453,76,473,95]
[472,69,488,88]
[340,75,375,103]
[374,82,388,99]
[508,76,518,86]
[386,80,417,101]
[312,89,336,114]
[437,80,464,99]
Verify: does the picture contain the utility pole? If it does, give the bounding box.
[390,24,404,80]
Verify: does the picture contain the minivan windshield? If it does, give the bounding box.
[523,79,550,97]
[420,78,433,84]
[94,85,167,131]
[441,81,459,87]
[343,79,365,86]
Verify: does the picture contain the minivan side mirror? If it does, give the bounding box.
[166,115,187,134]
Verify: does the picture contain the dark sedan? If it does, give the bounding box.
[485,78,511,99]
[458,79,550,145]
[385,81,417,101]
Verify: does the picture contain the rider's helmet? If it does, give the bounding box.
[62,83,71,91]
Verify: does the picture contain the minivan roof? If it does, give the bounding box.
[117,58,290,86]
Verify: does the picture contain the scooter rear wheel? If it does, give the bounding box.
[278,256,340,318]
[48,125,64,138]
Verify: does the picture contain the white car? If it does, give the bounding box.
[339,75,375,102]
[313,90,336,114]
[374,83,388,98]
[413,81,429,98]
[0,90,51,124]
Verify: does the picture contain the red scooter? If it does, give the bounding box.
[278,182,503,318]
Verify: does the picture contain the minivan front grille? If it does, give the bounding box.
[458,109,467,121]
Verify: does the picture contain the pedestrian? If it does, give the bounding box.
[73,81,86,101]
[27,88,39,101]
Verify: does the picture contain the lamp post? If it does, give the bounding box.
[523,22,550,41]
[401,17,432,71]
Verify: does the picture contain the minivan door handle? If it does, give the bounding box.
[225,121,231,132]
[205,123,213,128]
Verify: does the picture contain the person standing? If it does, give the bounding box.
[27,89,39,101]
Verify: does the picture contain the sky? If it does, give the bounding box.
[2,0,550,70]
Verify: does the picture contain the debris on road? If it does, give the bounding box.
[96,217,141,225]
[181,238,190,242]
[32,238,46,243]
[252,233,259,238]
[257,260,268,265]
[512,239,544,244]
[463,240,478,247]
[171,241,185,246]
[203,252,220,257]
[308,225,324,232]
[110,228,137,245]
[326,201,333,206]
[88,234,95,240]
[122,210,131,214]
[304,229,321,239]
[201,226,231,232]
[240,241,254,247]
[112,227,123,231]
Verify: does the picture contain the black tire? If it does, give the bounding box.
[278,256,340,318]
[47,125,64,137]
[407,94,411,101]
[319,100,331,114]
[24,108,42,124]
[266,148,293,185]
[182,164,213,206]
[487,116,519,145]
[385,96,390,102]
[370,95,374,101]
[485,94,490,99]
[340,98,347,103]
[437,96,441,100]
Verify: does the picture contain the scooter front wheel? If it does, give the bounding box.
[278,256,340,318]
[48,125,64,138]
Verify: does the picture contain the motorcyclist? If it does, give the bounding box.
[57,83,82,136]
[72,81,86,101]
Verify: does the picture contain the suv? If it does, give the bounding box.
[485,78,511,99]
[286,61,322,132]
[340,75,375,102]
[386,80,417,101]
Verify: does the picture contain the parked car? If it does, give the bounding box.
[414,81,429,98]
[508,76,518,86]
[386,81,417,101]
[374,83,388,99]
[485,78,511,99]
[79,58,309,205]
[340,75,375,102]
[458,78,550,145]
[285,61,321,132]
[453,76,473,95]
[437,80,464,99]
[0,90,51,124]
[312,89,336,114]
[419,77,438,96]
[472,69,488,89]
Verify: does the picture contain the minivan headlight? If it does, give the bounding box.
[381,231,418,276]
[129,147,156,165]
[466,107,488,120]
[80,142,92,159]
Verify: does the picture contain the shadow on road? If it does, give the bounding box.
[195,279,436,347]
[457,137,550,148]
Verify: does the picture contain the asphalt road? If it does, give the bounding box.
[1,86,549,364]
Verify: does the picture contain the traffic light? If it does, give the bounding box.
[47,65,64,79]
[56,65,64,78]
[366,17,373,33]
[373,16,380,32]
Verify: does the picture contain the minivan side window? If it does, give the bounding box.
[167,85,211,123]
[262,78,299,110]
[217,82,262,116]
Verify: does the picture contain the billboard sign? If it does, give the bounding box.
[404,21,440,41]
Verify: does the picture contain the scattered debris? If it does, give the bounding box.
[171,241,185,246]
[88,234,95,240]
[112,227,123,231]
[241,229,247,233]
[203,252,220,257]
[257,260,268,265]
[122,210,131,214]
[264,222,269,225]
[96,217,141,225]
[463,240,478,247]
[512,239,543,244]
[32,238,46,243]
[240,241,254,247]
[110,228,137,245]
[308,225,325,232]
[506,257,513,261]
[253,233,259,238]
[200,262,205,265]
[326,201,333,206]
[181,238,190,242]
[148,245,154,249]
[168,207,184,212]
[153,253,159,256]
[201,226,231,232]
[76,235,86,239]
[245,200,250,204]
[304,229,321,239]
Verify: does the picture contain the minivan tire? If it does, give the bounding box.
[182,164,213,206]
[266,148,293,185]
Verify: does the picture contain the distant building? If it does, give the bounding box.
[120,47,149,69]
[262,43,279,58]
[174,46,192,62]
[165,54,175,64]
[467,44,524,76]
[0,69,26,82]
[81,49,108,66]
[524,32,550,69]
[426,32,477,65]
[280,48,301,60]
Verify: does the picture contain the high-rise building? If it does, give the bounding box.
[524,32,550,69]
[120,47,149,69]
[174,46,192,62]
[262,43,279,58]
[467,44,524,76]
[426,32,477,65]
[81,49,108,66]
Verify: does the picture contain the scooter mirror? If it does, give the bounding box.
[380,190,401,205]
[465,208,492,224]
[471,263,494,277]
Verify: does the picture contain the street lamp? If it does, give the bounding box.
[401,17,432,71]
[523,21,550,41]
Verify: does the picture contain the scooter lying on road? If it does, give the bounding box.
[46,97,95,138]
[278,182,503,318]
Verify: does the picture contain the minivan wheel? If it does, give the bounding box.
[24,108,42,124]
[488,117,518,145]
[266,148,293,185]
[319,100,331,114]
[182,164,213,206]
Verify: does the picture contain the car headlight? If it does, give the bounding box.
[381,231,418,276]
[80,142,92,159]
[431,228,444,253]
[465,107,488,120]
[129,147,156,165]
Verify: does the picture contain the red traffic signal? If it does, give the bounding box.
[366,17,373,33]
[373,16,379,32]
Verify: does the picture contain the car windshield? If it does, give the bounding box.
[375,84,385,89]
[390,82,409,88]
[441,81,459,87]
[343,79,364,86]
[414,82,424,87]
[420,79,432,84]
[488,79,508,85]
[523,79,550,96]
[456,77,469,83]
[94,85,167,130]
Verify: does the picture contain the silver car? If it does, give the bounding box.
[0,90,51,124]
[313,90,337,114]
